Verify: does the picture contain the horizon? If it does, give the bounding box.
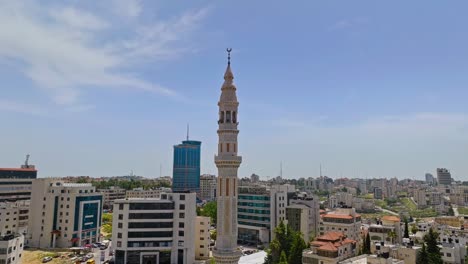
[1,1,467,180]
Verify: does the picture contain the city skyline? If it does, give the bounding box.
[1,1,468,179]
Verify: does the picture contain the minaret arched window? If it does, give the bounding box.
[219,111,224,124]
[226,111,231,123]
[233,111,237,123]
[226,143,230,152]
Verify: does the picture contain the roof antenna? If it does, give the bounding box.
[186,123,190,141]
[25,154,30,167]
[227,48,232,65]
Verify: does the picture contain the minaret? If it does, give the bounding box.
[213,48,242,264]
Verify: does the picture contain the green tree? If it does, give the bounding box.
[404,218,410,238]
[411,224,419,235]
[387,231,397,244]
[288,232,307,264]
[448,206,455,216]
[364,233,371,254]
[102,213,112,224]
[278,251,288,264]
[425,228,442,264]
[416,243,429,264]
[200,201,217,224]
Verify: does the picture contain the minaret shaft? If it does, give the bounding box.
[213,50,242,264]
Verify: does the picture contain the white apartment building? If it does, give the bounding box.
[112,192,196,264]
[0,201,29,237]
[440,243,466,264]
[319,208,362,241]
[195,216,210,261]
[28,179,102,248]
[237,184,295,244]
[413,189,427,208]
[98,186,126,209]
[0,233,24,264]
[199,175,216,201]
[125,187,171,199]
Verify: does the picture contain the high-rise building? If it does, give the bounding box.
[425,173,435,184]
[172,139,201,193]
[0,201,29,237]
[0,163,37,202]
[437,168,452,186]
[200,174,216,201]
[28,179,102,248]
[112,192,196,264]
[213,49,242,264]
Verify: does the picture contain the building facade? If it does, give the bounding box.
[286,193,320,242]
[0,233,24,264]
[98,186,126,209]
[437,168,452,186]
[302,232,357,264]
[112,192,196,264]
[172,140,202,193]
[0,201,29,237]
[28,179,102,248]
[213,50,243,264]
[199,175,216,201]
[125,188,170,199]
[0,167,37,202]
[320,208,362,241]
[195,216,210,261]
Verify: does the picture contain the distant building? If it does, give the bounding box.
[413,189,427,208]
[373,187,383,200]
[98,186,126,209]
[437,168,452,186]
[125,187,170,199]
[0,201,29,237]
[0,233,24,264]
[250,174,260,183]
[368,216,402,245]
[28,179,102,248]
[425,173,435,184]
[172,140,202,193]
[237,184,295,244]
[112,192,196,264]
[199,175,216,201]
[0,166,37,202]
[195,216,210,261]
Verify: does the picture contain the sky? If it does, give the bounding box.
[0,0,467,180]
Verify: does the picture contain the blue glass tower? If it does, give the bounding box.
[172,140,201,193]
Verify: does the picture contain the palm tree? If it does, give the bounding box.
[387,231,397,244]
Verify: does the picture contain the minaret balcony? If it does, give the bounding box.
[215,155,242,165]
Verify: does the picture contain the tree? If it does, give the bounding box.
[362,233,371,254]
[288,232,307,264]
[279,251,288,264]
[404,218,410,238]
[425,228,443,264]
[387,231,397,244]
[210,229,217,240]
[416,243,429,264]
[200,201,217,224]
[448,206,455,216]
[411,224,419,235]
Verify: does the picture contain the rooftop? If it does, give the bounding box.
[382,215,400,222]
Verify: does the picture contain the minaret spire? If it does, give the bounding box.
[227,48,232,65]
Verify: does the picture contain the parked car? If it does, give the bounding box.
[42,256,53,263]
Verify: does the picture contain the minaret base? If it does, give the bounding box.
[213,248,242,264]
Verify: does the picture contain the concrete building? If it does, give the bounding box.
[237,184,295,244]
[439,243,466,264]
[302,232,357,264]
[98,186,126,209]
[195,216,210,261]
[0,166,37,202]
[428,191,442,205]
[286,192,320,242]
[368,216,402,245]
[172,139,202,193]
[0,233,24,264]
[0,201,29,237]
[320,208,362,240]
[199,175,216,201]
[112,192,196,264]
[352,198,375,213]
[28,179,102,248]
[373,187,383,200]
[125,188,170,199]
[339,254,404,264]
[413,189,427,208]
[437,168,452,186]
[213,49,243,264]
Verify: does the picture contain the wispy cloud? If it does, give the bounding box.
[0,1,208,106]
[0,100,48,116]
[329,17,368,31]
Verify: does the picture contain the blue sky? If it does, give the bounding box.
[1,1,467,180]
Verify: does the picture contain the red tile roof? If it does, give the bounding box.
[382,215,400,222]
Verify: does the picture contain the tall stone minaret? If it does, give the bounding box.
[213,49,242,264]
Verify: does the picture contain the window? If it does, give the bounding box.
[118,214,123,220]
[180,195,185,201]
[220,143,223,152]
[66,212,69,216]
[65,220,68,223]
[117,241,122,247]
[119,204,124,210]
[227,143,230,152]
[179,213,185,218]
[226,178,229,196]
[179,204,185,210]
[65,227,68,231]
[179,222,184,228]
[66,205,69,209]
[117,233,122,238]
[200,245,204,248]
[118,223,123,228]
[179,231,184,236]
[446,253,452,257]
[67,197,70,201]
[43,197,46,201]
